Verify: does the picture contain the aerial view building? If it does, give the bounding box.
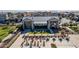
[0,10,79,48]
[22,16,60,30]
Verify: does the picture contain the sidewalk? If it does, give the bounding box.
[69,34,79,48]
[10,34,24,48]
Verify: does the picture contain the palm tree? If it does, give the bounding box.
[25,40,29,46]
[29,41,32,48]
[43,40,45,47]
[34,41,36,46]
[59,38,62,42]
[37,41,39,47]
[52,38,56,42]
[66,37,69,42]
[46,38,49,42]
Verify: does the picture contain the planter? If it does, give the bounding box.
[51,43,57,48]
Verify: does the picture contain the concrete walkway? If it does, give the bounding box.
[10,34,24,48]
[22,37,76,48]
[69,34,79,48]
[10,33,79,48]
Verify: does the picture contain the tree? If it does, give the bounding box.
[37,41,39,47]
[34,41,36,46]
[59,38,62,42]
[43,40,45,47]
[29,41,32,48]
[11,21,15,26]
[51,43,57,48]
[16,25,23,31]
[52,38,56,42]
[8,29,13,34]
[46,38,49,42]
[25,40,29,46]
[6,21,9,25]
[66,37,69,42]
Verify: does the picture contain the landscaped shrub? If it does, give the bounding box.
[46,38,49,42]
[62,23,69,26]
[70,23,73,27]
[6,21,9,25]
[52,38,56,42]
[2,26,8,30]
[16,25,23,31]
[3,39,11,44]
[66,38,69,42]
[8,30,13,34]
[51,43,57,48]
[59,38,62,42]
[0,33,5,36]
[16,25,21,28]
[0,38,2,43]
[69,27,78,32]
[74,23,77,26]
[3,32,20,48]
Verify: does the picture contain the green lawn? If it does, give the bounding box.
[69,26,79,32]
[0,25,16,42]
[28,32,50,34]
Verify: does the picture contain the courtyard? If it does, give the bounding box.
[10,32,79,48]
[9,22,79,48]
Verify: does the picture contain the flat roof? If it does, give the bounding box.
[23,16,59,23]
[34,22,47,25]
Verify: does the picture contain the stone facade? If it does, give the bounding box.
[22,16,60,30]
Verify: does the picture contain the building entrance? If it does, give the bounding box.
[32,25,51,33]
[34,26,47,29]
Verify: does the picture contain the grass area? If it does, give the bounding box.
[69,26,79,32]
[28,32,50,34]
[0,25,17,42]
[62,23,77,27]
[62,23,79,33]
